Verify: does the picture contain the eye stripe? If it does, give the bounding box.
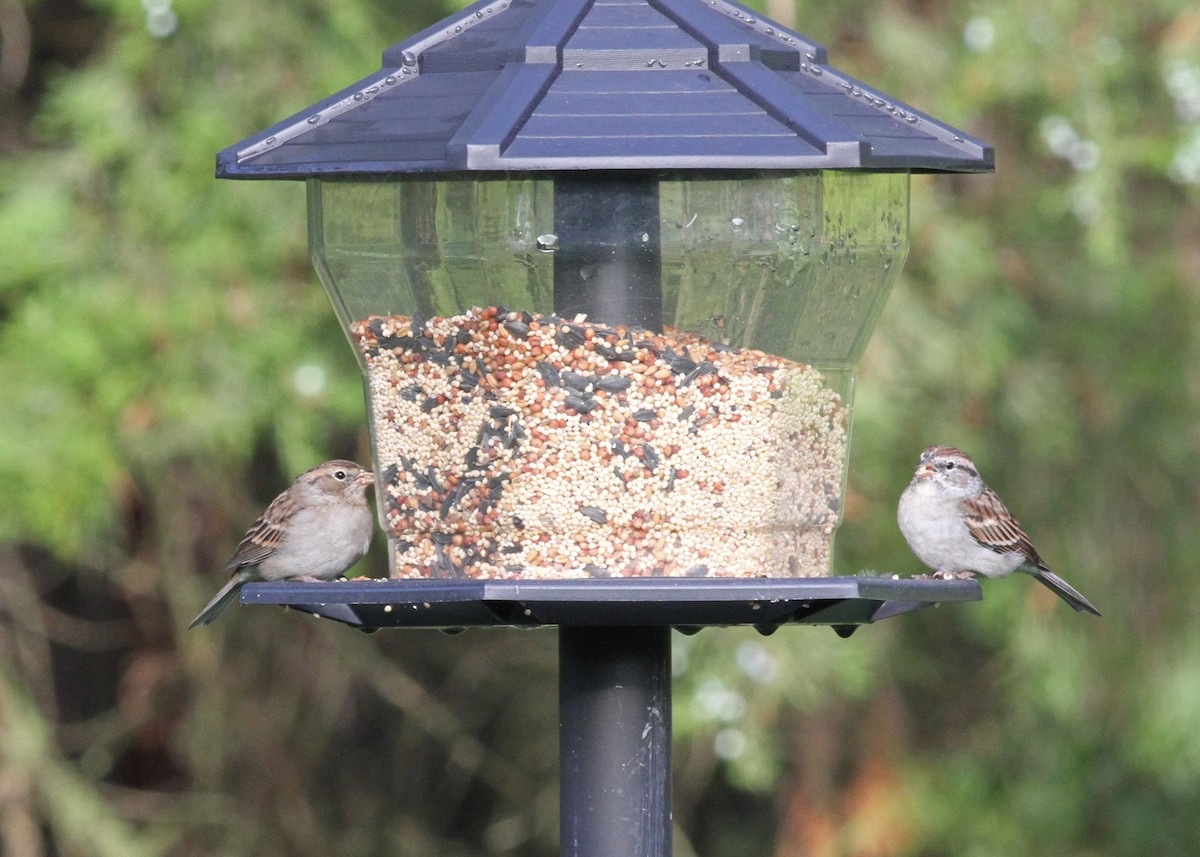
[939,459,976,478]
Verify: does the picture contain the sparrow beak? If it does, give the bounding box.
[355,470,376,488]
[913,463,936,479]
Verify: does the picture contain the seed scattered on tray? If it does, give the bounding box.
[351,306,846,579]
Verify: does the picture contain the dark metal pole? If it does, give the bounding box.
[559,626,672,857]
[553,175,663,331]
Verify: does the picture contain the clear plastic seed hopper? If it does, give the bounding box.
[216,1,992,854]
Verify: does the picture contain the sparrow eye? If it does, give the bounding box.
[334,470,348,480]
[943,461,955,471]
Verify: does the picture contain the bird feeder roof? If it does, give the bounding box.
[217,0,993,178]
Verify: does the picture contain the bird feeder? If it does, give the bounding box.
[217,1,990,854]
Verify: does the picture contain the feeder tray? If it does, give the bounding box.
[241,576,980,636]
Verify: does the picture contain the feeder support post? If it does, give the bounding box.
[559,625,672,857]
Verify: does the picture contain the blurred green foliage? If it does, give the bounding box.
[1,0,1198,855]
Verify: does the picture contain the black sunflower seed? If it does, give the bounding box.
[610,438,628,457]
[663,348,697,375]
[433,543,460,579]
[503,321,531,338]
[565,395,598,414]
[458,370,480,389]
[501,544,522,554]
[593,342,619,360]
[678,403,695,421]
[669,358,699,376]
[430,532,453,545]
[710,341,738,353]
[681,361,716,387]
[490,405,516,419]
[452,478,478,506]
[555,329,586,350]
[389,334,422,353]
[594,375,631,393]
[754,365,778,374]
[632,409,657,421]
[561,371,591,391]
[422,396,440,413]
[579,506,608,524]
[372,333,404,350]
[505,564,525,574]
[641,443,659,471]
[400,385,423,402]
[584,564,612,578]
[685,564,710,577]
[426,466,444,493]
[536,361,561,387]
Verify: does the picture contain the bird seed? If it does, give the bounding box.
[351,306,846,579]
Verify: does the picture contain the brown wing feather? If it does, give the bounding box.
[224,487,298,569]
[961,487,1048,571]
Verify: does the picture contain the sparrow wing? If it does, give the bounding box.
[965,486,1102,616]
[962,487,1047,569]
[225,488,297,569]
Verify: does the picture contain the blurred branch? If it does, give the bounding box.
[357,645,531,796]
[0,667,169,857]
[0,572,134,652]
[0,556,58,720]
[0,0,30,94]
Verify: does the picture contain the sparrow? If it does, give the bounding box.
[897,445,1101,616]
[188,460,375,628]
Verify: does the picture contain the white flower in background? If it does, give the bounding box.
[143,0,178,38]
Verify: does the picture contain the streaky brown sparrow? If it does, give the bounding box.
[189,460,375,628]
[897,445,1101,616]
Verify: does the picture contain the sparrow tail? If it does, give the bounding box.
[188,575,247,629]
[1031,569,1102,616]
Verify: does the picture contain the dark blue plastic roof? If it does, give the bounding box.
[216,0,993,177]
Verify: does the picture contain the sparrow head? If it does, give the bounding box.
[299,460,374,504]
[912,445,984,499]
